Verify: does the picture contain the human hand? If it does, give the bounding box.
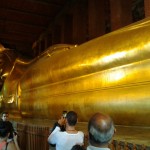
[13,133,20,150]
[58,116,66,126]
[13,132,18,143]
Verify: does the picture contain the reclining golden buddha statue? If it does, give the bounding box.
[0,18,150,127]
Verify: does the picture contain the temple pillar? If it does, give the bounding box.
[72,1,88,44]
[144,0,150,17]
[110,0,132,31]
[52,25,61,45]
[61,14,73,44]
[88,0,106,39]
[44,34,52,49]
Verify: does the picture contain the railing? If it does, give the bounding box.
[16,123,150,150]
[109,140,150,150]
[17,123,27,150]
[17,123,49,150]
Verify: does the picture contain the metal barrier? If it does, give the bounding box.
[109,140,150,150]
[17,123,27,150]
[17,123,49,150]
[16,123,150,150]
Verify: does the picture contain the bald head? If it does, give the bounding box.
[88,113,115,146]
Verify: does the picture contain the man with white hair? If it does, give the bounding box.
[87,113,115,150]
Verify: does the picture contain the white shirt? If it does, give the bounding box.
[48,126,84,150]
[87,145,110,150]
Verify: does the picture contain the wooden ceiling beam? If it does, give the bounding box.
[0,19,47,29]
[0,0,69,56]
[0,39,32,46]
[0,33,36,43]
[0,32,42,41]
[0,20,46,34]
[39,0,78,39]
[0,0,62,16]
[25,0,65,7]
[0,7,54,18]
[0,30,38,40]
[0,39,33,54]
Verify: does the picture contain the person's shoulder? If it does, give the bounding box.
[5,120,12,123]
[78,131,84,134]
[87,146,110,150]
[0,119,3,122]
[5,121,13,126]
[77,131,84,136]
[52,127,66,136]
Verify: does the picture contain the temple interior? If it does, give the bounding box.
[0,0,150,150]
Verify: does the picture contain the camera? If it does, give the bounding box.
[62,111,67,118]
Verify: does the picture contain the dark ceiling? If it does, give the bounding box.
[0,0,69,57]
